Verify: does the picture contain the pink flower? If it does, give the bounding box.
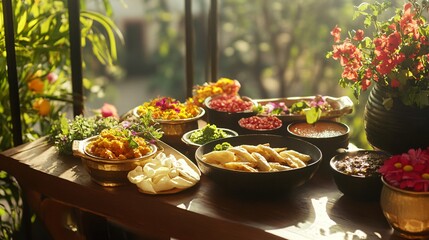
[46,72,58,84]
[100,103,118,118]
[379,147,429,192]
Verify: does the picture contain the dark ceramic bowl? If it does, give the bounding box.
[287,120,350,170]
[195,134,322,194]
[204,95,257,131]
[330,150,391,200]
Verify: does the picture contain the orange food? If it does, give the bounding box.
[85,128,153,160]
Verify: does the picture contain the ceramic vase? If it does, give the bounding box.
[380,177,429,239]
[364,83,429,154]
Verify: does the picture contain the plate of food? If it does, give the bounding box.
[195,134,322,194]
[254,95,353,123]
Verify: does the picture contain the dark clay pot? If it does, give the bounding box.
[364,84,429,154]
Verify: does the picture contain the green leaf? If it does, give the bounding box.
[128,137,138,149]
[60,114,70,135]
[305,107,322,124]
[17,11,27,35]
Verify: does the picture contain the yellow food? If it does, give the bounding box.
[86,128,153,160]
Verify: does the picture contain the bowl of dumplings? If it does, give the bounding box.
[195,134,322,194]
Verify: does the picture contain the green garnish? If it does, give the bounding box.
[213,142,232,151]
[128,136,139,149]
[189,124,229,145]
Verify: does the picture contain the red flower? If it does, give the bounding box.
[379,147,429,192]
[328,2,429,108]
[330,25,341,43]
[353,29,364,41]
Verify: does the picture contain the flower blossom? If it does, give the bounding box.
[32,98,50,116]
[330,25,342,43]
[328,1,429,108]
[400,3,420,39]
[100,103,119,119]
[332,39,363,81]
[379,147,429,192]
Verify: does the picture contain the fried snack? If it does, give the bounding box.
[227,146,258,164]
[201,150,236,165]
[279,150,312,163]
[251,152,272,171]
[269,162,292,171]
[259,145,306,168]
[224,162,258,172]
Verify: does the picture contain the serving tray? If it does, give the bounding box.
[255,95,353,123]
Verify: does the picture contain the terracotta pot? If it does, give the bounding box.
[380,177,429,239]
[364,84,429,154]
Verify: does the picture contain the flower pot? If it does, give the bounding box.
[364,83,429,154]
[380,177,429,239]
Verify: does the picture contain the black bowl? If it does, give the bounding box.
[330,150,391,200]
[204,95,257,131]
[287,120,350,171]
[195,134,322,194]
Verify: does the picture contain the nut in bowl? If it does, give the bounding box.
[72,128,161,187]
[195,134,322,195]
[330,150,391,200]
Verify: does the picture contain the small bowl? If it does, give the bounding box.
[237,116,283,135]
[181,127,239,152]
[287,120,350,170]
[72,136,161,187]
[330,150,391,200]
[195,134,322,194]
[133,107,205,148]
[204,95,257,131]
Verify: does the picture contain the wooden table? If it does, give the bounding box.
[0,137,402,240]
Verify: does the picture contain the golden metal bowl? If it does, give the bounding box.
[133,107,205,148]
[380,177,429,238]
[72,136,161,187]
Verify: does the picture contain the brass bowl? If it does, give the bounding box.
[72,136,161,187]
[133,107,205,148]
[381,177,429,238]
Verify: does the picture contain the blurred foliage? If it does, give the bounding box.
[0,0,122,237]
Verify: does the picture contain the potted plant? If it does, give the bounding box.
[378,147,429,239]
[327,0,429,154]
[0,0,123,237]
